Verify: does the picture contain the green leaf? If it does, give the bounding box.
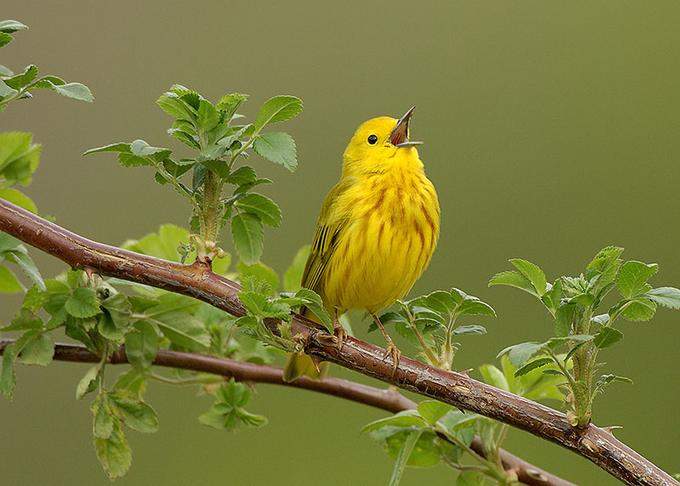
[113,369,147,398]
[2,308,42,331]
[254,95,303,130]
[29,75,65,89]
[0,188,37,213]
[224,165,257,186]
[239,291,290,319]
[19,333,53,366]
[541,278,563,312]
[488,270,537,296]
[148,313,209,351]
[130,139,170,159]
[362,410,427,433]
[0,343,18,398]
[231,213,264,264]
[645,287,680,309]
[457,471,486,486]
[110,392,159,433]
[296,288,333,331]
[83,142,131,156]
[596,373,634,393]
[124,321,159,371]
[216,92,249,120]
[94,420,132,480]
[621,298,656,322]
[143,292,200,316]
[237,262,279,292]
[65,287,101,318]
[0,65,13,76]
[555,303,578,337]
[514,357,553,377]
[51,82,93,102]
[235,193,282,226]
[253,132,297,171]
[5,250,44,290]
[593,327,623,349]
[0,20,28,33]
[587,246,624,295]
[616,261,658,299]
[0,265,22,293]
[388,429,422,486]
[416,400,451,425]
[122,224,190,262]
[0,131,41,187]
[452,325,487,335]
[197,99,219,132]
[478,364,509,391]
[456,299,496,317]
[372,429,445,468]
[156,90,196,121]
[199,379,267,430]
[76,365,101,399]
[587,246,624,278]
[497,341,545,368]
[3,64,37,90]
[509,258,547,295]
[547,334,594,348]
[0,79,17,97]
[284,245,310,293]
[0,33,14,48]
[101,292,131,329]
[420,290,458,316]
[92,392,115,439]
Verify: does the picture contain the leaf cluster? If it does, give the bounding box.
[85,85,302,264]
[491,248,680,424]
[375,288,495,370]
[0,20,93,111]
[0,224,284,478]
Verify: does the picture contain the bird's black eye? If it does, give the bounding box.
[367,134,378,145]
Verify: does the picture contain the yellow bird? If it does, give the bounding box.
[284,108,440,381]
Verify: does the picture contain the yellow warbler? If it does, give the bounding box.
[284,108,440,381]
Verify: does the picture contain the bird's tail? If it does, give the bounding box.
[282,308,329,382]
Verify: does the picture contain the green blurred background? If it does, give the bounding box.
[2,1,679,484]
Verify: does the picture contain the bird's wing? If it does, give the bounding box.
[301,177,355,295]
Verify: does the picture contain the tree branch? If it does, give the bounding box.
[0,339,572,486]
[0,198,676,486]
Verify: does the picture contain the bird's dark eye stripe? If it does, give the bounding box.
[367,134,378,145]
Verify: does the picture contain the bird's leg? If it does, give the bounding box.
[370,313,401,375]
[332,308,347,350]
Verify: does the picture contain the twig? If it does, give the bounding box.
[0,198,676,486]
[0,339,572,486]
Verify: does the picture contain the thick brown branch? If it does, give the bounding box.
[0,198,676,486]
[0,340,572,486]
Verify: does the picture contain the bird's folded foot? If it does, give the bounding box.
[333,318,347,350]
[370,312,402,377]
[384,342,401,377]
[316,332,338,348]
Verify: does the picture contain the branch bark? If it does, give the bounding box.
[0,198,676,486]
[0,339,572,486]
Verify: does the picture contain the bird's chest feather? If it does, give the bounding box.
[325,171,439,312]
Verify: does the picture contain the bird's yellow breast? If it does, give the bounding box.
[322,157,440,314]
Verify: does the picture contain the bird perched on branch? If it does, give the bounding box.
[284,107,440,381]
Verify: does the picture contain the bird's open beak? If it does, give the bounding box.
[389,106,423,148]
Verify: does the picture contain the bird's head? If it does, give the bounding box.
[342,107,422,176]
